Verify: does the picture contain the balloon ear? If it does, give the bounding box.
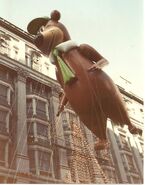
[50,10,61,22]
[27,17,49,35]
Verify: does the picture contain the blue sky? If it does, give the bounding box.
[0,0,144,97]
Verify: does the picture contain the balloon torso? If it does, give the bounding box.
[57,49,125,130]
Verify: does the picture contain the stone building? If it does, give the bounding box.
[0,17,143,183]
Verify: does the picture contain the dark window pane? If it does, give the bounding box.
[0,140,5,161]
[38,151,51,171]
[37,100,45,111]
[0,110,7,122]
[36,100,46,117]
[0,69,7,79]
[37,123,48,137]
[26,99,33,115]
[0,84,7,101]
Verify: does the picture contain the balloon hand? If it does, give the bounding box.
[88,59,109,72]
[56,104,64,117]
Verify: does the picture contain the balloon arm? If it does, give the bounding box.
[78,44,109,71]
[56,92,68,116]
[79,44,105,63]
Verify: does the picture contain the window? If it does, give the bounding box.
[0,140,5,163]
[0,84,7,104]
[41,86,48,97]
[120,134,130,150]
[125,153,136,171]
[32,82,45,96]
[62,112,67,123]
[0,110,7,123]
[37,123,48,138]
[69,113,77,123]
[27,81,49,98]
[36,100,46,117]
[38,151,51,172]
[31,51,41,72]
[0,68,7,80]
[0,35,10,56]
[26,99,33,116]
[0,67,14,85]
[64,134,71,147]
[29,150,35,169]
[32,82,40,95]
[0,110,7,133]
[26,81,32,94]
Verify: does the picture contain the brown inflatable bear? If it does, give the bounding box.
[27,10,142,150]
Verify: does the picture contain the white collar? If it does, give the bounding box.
[49,40,78,64]
[55,40,78,52]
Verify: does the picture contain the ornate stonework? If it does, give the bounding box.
[51,84,61,98]
[15,67,29,82]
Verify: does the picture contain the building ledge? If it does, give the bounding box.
[117,85,143,105]
[0,166,63,183]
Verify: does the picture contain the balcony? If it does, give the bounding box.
[27,109,48,121]
[37,138,51,148]
[27,114,48,121]
[30,168,52,177]
[28,136,51,148]
[27,90,48,100]
[39,170,52,177]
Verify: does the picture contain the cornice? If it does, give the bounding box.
[0,17,34,44]
[117,85,143,105]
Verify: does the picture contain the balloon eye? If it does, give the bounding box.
[39,26,45,33]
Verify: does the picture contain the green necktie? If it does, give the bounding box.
[53,48,76,84]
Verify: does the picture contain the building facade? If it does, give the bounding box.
[0,17,143,183]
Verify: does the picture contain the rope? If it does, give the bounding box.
[6,80,43,182]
